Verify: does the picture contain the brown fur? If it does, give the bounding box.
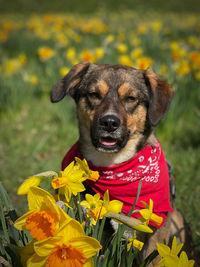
[51,62,196,264]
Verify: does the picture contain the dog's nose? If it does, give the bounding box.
[99,115,120,132]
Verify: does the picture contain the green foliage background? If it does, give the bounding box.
[0,0,200,257]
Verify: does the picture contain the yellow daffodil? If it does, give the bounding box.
[80,193,103,210]
[127,231,144,251]
[27,219,102,267]
[156,236,183,267]
[81,190,123,225]
[178,251,195,267]
[14,187,70,241]
[139,199,163,226]
[75,157,99,182]
[51,161,85,203]
[80,193,103,225]
[92,190,123,224]
[103,190,123,215]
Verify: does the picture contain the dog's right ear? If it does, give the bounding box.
[51,62,91,103]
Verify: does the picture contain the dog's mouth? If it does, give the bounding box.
[99,137,118,147]
[91,131,130,153]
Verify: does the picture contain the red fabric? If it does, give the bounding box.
[62,140,173,228]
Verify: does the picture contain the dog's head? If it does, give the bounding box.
[51,62,173,165]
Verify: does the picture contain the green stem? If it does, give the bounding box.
[77,193,83,223]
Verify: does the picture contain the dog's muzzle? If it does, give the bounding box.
[91,114,130,152]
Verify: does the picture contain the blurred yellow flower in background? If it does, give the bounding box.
[136,57,153,69]
[80,49,96,62]
[29,75,39,85]
[38,46,55,61]
[60,67,69,76]
[119,55,132,66]
[130,48,143,59]
[117,43,127,53]
[175,60,190,76]
[65,47,76,61]
[95,47,105,60]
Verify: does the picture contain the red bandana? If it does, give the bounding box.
[62,140,173,228]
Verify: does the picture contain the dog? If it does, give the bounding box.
[51,62,195,265]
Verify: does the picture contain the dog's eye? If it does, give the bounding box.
[87,92,100,99]
[124,96,137,103]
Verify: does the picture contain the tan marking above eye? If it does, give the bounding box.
[118,82,138,101]
[88,80,109,99]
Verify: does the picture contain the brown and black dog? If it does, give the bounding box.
[51,62,194,265]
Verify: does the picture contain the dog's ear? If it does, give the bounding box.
[51,62,91,103]
[144,68,174,126]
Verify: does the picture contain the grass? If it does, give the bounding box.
[0,5,200,257]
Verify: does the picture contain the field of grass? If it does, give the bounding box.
[0,5,200,257]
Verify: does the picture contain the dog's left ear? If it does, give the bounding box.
[144,68,174,126]
[51,62,91,103]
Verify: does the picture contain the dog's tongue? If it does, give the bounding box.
[100,138,117,146]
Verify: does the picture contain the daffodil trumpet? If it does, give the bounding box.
[105,213,153,233]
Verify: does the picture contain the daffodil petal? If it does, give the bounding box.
[86,194,96,204]
[140,209,151,220]
[94,193,101,202]
[57,219,85,243]
[156,242,171,258]
[149,199,153,212]
[164,255,179,267]
[69,181,85,195]
[108,200,123,214]
[69,236,102,258]
[27,253,47,267]
[34,236,62,257]
[84,257,94,267]
[179,251,195,267]
[171,236,183,256]
[104,190,109,203]
[63,186,72,203]
[27,187,55,210]
[18,176,41,195]
[80,200,90,209]
[62,161,75,176]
